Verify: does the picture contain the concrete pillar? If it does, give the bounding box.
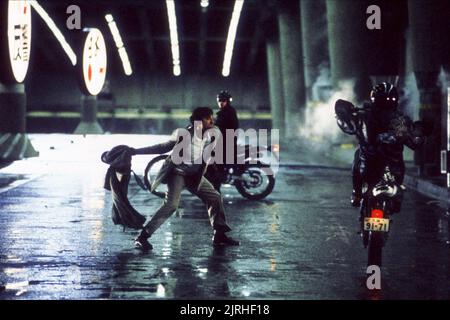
[74,95,104,134]
[0,83,26,132]
[300,0,329,102]
[365,0,408,86]
[326,0,371,102]
[266,37,285,136]
[0,83,38,160]
[408,0,445,176]
[445,88,450,239]
[438,0,450,76]
[277,0,306,138]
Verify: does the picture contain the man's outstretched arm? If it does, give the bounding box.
[131,129,181,155]
[131,140,176,155]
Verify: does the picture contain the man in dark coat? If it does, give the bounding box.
[335,82,426,210]
[215,90,239,135]
[207,90,240,191]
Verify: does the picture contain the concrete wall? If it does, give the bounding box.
[25,73,269,111]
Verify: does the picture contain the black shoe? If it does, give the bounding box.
[134,231,153,251]
[212,232,240,246]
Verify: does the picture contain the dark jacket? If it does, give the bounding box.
[101,145,146,230]
[355,103,423,162]
[215,105,239,162]
[215,105,239,135]
[335,99,425,161]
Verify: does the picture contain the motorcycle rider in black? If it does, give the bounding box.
[335,82,426,211]
[215,90,239,136]
[207,90,240,192]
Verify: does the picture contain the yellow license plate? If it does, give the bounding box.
[364,217,390,232]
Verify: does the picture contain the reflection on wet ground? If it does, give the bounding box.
[0,135,449,299]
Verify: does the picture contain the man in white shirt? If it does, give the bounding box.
[130,107,239,251]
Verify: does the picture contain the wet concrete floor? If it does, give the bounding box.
[0,135,449,299]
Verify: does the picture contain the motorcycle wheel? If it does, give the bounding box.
[235,166,275,200]
[144,155,168,199]
[367,232,383,267]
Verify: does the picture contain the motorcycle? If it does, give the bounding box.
[334,99,411,267]
[359,165,404,267]
[143,144,279,201]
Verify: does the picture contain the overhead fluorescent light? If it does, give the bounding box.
[29,0,77,66]
[166,0,181,76]
[222,0,244,77]
[118,48,132,76]
[105,14,132,76]
[105,14,113,23]
[173,64,181,76]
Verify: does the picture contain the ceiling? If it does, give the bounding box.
[29,0,275,77]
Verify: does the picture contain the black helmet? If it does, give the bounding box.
[217,90,232,102]
[370,82,398,109]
